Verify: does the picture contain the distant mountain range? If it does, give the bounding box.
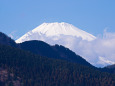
[0,32,115,86]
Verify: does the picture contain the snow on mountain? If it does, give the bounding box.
[16,22,115,67]
[16,22,96,43]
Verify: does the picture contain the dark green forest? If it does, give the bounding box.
[19,40,93,67]
[0,44,115,86]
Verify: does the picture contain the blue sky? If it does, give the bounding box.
[0,0,115,40]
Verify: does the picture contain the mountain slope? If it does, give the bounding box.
[104,64,115,74]
[106,64,115,69]
[0,32,17,47]
[0,44,115,86]
[19,40,92,67]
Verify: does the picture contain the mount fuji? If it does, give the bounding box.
[16,22,96,43]
[16,22,115,67]
[18,22,115,67]
[16,22,98,66]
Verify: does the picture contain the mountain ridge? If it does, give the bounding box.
[0,32,17,47]
[19,40,93,67]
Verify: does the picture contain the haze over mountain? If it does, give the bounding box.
[16,22,115,67]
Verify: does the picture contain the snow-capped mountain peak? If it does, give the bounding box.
[16,22,98,66]
[16,22,96,43]
[32,22,95,39]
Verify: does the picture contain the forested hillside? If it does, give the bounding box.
[19,40,92,67]
[0,32,17,47]
[0,44,115,86]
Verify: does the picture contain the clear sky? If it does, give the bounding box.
[0,0,115,40]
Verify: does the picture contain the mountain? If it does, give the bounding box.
[106,64,115,69]
[104,64,115,74]
[16,22,96,43]
[0,43,115,86]
[1,31,115,73]
[0,32,17,47]
[19,40,92,67]
[0,32,115,85]
[16,22,100,66]
[0,31,92,67]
